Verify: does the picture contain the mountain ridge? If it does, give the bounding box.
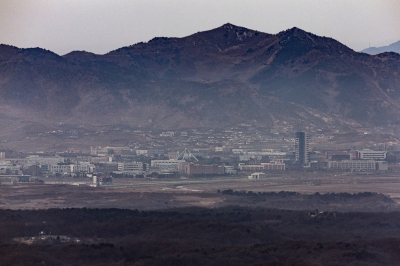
[361,40,400,55]
[1,24,400,143]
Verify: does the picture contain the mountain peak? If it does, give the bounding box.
[186,23,268,44]
[221,23,238,29]
[278,27,310,36]
[63,50,102,60]
[288,27,302,31]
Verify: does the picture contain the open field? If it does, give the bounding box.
[1,173,400,211]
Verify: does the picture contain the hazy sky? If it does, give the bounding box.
[1,0,399,55]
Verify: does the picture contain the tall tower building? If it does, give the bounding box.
[295,132,309,164]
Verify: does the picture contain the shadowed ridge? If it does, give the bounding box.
[0,44,21,59]
[107,23,271,56]
[0,44,62,61]
[276,26,356,55]
[372,52,400,62]
[17,47,63,59]
[63,50,103,60]
[187,22,269,40]
[0,43,20,50]
[276,26,313,38]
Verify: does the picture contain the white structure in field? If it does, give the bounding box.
[248,172,266,179]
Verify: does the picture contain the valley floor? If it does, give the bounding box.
[1,173,400,211]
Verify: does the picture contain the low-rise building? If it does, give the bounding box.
[238,163,264,172]
[48,163,94,175]
[376,161,389,171]
[179,163,224,176]
[118,162,146,172]
[91,146,132,156]
[224,165,237,175]
[262,161,286,170]
[93,175,113,185]
[357,150,387,160]
[49,164,74,174]
[238,161,285,172]
[151,159,185,171]
[327,160,387,171]
[248,172,266,179]
[325,150,357,160]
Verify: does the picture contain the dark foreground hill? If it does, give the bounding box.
[1,23,400,141]
[2,207,400,265]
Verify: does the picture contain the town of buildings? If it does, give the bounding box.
[0,128,394,185]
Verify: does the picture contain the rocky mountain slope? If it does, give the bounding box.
[1,23,400,138]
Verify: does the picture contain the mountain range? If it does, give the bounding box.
[361,40,400,55]
[1,23,400,144]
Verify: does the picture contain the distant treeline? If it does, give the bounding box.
[220,190,395,203]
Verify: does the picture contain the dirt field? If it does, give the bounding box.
[2,173,400,211]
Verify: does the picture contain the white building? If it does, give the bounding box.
[357,150,386,160]
[327,160,387,171]
[151,159,185,171]
[248,172,266,179]
[117,162,145,171]
[136,150,148,156]
[49,163,95,175]
[26,155,64,166]
[49,164,74,174]
[376,161,389,171]
[160,131,175,137]
[238,161,285,171]
[224,166,237,175]
[74,163,95,173]
[91,146,132,156]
